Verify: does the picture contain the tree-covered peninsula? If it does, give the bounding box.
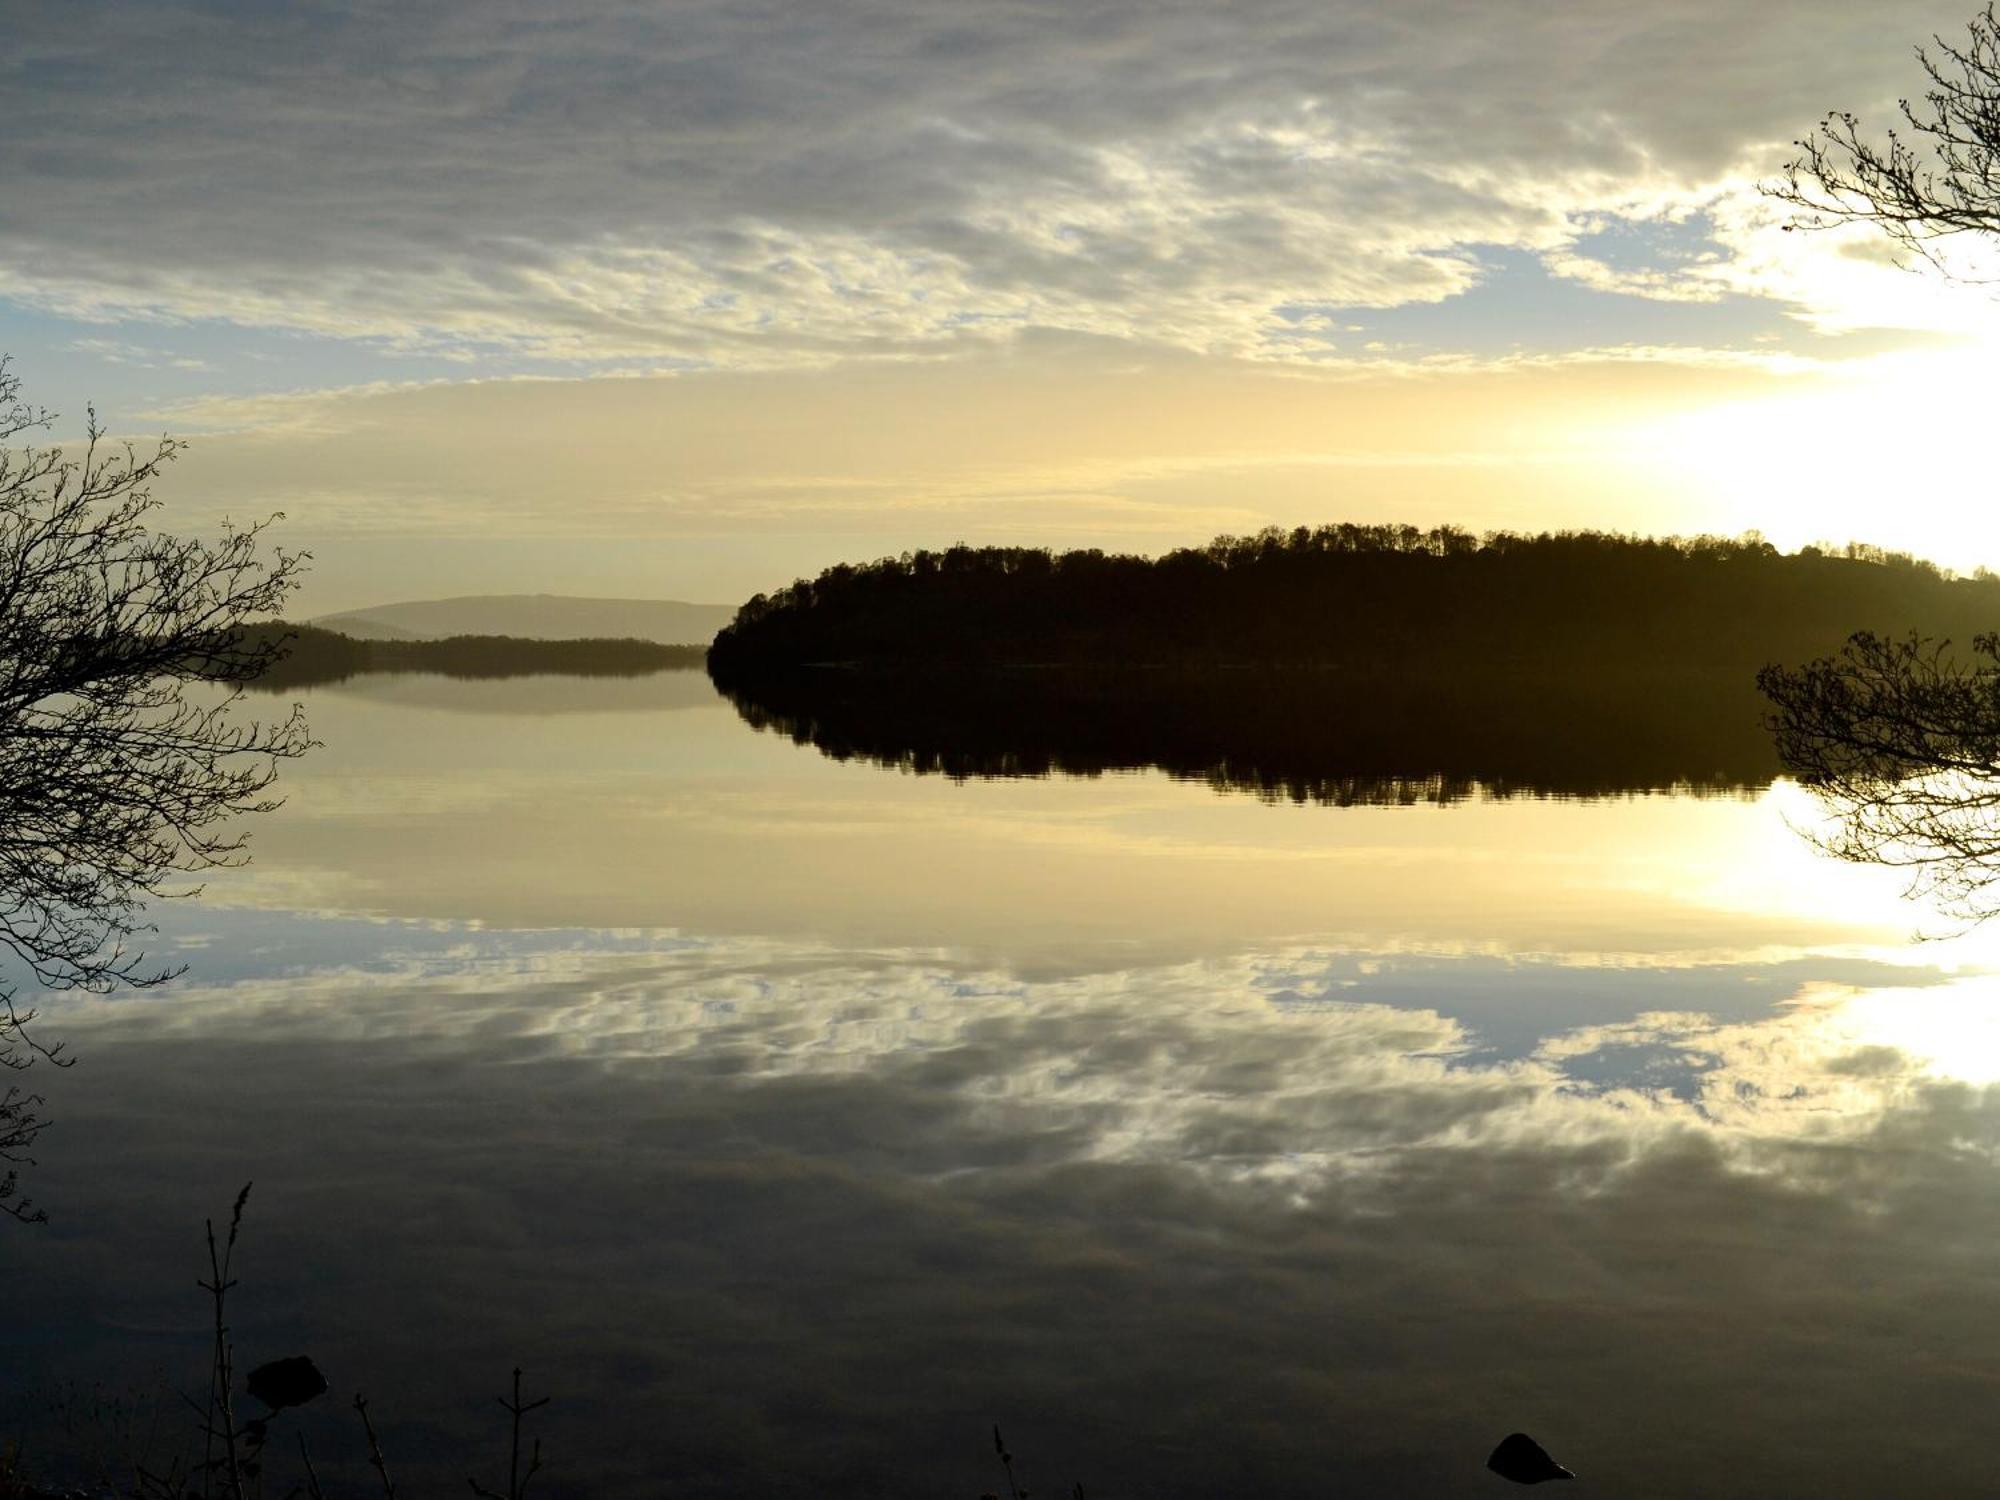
[706,524,2000,677]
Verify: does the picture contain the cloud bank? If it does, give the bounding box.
[1,0,1972,365]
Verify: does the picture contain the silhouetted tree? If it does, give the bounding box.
[1760,633,2000,924]
[0,359,311,1219]
[1772,5,2000,275]
[1753,7,2000,921]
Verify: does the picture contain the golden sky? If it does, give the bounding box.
[3,0,1993,611]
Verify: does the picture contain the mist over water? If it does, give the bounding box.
[11,671,2000,1498]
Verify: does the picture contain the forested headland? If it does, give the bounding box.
[705,525,2000,802]
[238,623,706,689]
[707,525,2000,675]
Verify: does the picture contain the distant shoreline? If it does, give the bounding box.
[240,622,708,689]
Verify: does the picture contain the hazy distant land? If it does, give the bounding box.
[312,593,736,644]
[242,623,706,689]
[247,592,731,689]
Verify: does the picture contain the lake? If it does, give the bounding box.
[10,669,2000,1497]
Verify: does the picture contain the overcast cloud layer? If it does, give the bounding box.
[0,0,1974,367]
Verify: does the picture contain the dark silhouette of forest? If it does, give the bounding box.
[708,525,2000,674]
[707,525,2000,802]
[237,623,706,689]
[716,664,1778,803]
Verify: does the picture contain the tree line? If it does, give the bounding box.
[707,525,1997,676]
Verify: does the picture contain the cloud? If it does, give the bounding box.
[20,932,2000,1496]
[0,0,1974,364]
[60,337,214,371]
[131,347,1799,550]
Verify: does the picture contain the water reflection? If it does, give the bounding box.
[713,665,1783,803]
[310,668,723,716]
[13,672,2000,1499]
[1764,631,2000,927]
[19,929,2000,1497]
[183,677,1908,970]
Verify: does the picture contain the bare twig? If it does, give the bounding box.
[1762,631,2000,926]
[992,1424,1027,1500]
[355,1393,396,1500]
[1769,4,2000,280]
[197,1182,253,1500]
[469,1367,549,1500]
[0,355,312,1217]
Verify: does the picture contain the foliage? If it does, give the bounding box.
[0,359,311,1219]
[1760,632,2000,923]
[708,525,1983,676]
[1754,6,2000,921]
[1771,4,2000,274]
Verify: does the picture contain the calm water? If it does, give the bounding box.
[11,671,2000,1497]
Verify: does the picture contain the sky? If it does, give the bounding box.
[2,0,1995,613]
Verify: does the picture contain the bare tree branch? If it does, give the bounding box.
[1760,632,2000,924]
[1770,4,2000,278]
[0,357,313,1217]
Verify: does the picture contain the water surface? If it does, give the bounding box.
[10,672,2000,1498]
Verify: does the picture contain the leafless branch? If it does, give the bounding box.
[0,357,312,1218]
[1761,631,2000,924]
[1770,4,2000,278]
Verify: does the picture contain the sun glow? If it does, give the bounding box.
[1802,975,2000,1088]
[1619,342,2000,571]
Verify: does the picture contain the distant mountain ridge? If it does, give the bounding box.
[313,594,737,644]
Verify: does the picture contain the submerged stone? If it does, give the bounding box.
[1487,1432,1574,1484]
[246,1354,329,1411]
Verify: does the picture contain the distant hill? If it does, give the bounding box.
[310,613,426,641]
[313,594,737,644]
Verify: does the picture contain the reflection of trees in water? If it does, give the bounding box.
[1763,632,2000,923]
[1,361,309,1219]
[1757,7,2000,922]
[713,664,1782,805]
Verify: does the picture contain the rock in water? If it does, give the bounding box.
[245,1354,329,1411]
[1487,1432,1575,1484]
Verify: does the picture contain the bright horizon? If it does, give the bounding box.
[4,1,1994,615]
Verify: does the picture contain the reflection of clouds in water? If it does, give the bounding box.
[21,935,2000,1496]
[45,936,2000,1189]
[1539,977,2000,1170]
